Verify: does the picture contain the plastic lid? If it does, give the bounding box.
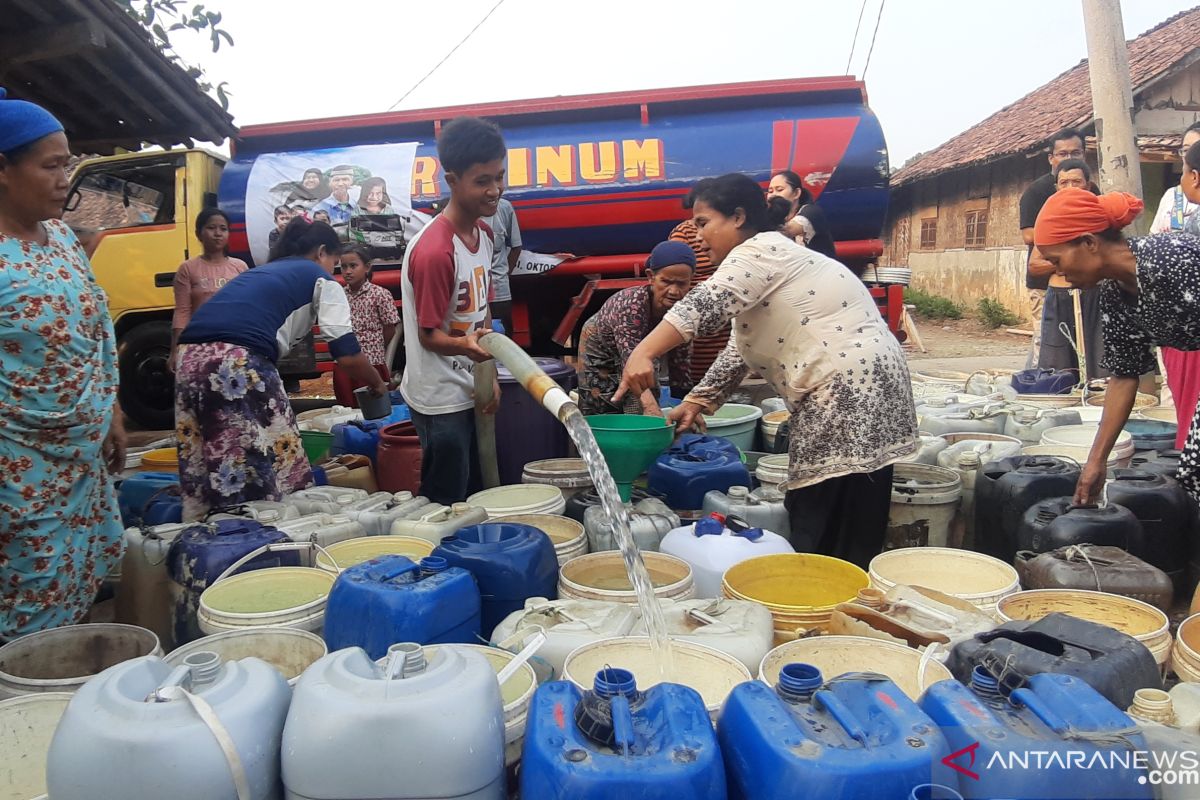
[419,556,448,574]
[728,486,750,499]
[777,663,822,700]
[970,666,1000,695]
[336,495,354,506]
[393,491,414,502]
[694,516,725,537]
[593,667,637,697]
[258,509,281,522]
[330,514,351,524]
[451,502,472,513]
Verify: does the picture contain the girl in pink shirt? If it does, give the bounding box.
[170,208,248,371]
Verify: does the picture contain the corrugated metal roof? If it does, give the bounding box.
[892,6,1200,186]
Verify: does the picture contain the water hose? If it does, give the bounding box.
[474,359,501,488]
[477,332,575,420]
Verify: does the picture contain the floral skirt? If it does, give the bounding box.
[175,342,312,520]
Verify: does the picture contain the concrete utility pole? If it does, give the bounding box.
[1081,0,1144,199]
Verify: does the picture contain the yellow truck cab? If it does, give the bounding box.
[63,149,224,429]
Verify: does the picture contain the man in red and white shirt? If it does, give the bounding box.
[400,116,505,504]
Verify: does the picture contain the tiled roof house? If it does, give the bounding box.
[885,6,1200,319]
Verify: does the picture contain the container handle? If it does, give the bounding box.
[813,689,868,743]
[140,484,182,518]
[212,540,337,584]
[1009,687,1070,734]
[496,631,546,686]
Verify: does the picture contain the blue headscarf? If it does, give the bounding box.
[0,88,64,155]
[646,240,698,271]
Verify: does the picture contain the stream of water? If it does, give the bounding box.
[562,410,675,678]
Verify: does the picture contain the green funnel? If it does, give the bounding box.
[584,414,674,502]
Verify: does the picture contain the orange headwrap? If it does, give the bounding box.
[1034,188,1144,247]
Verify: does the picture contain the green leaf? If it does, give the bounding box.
[210,28,219,51]
[152,22,168,41]
[217,29,233,47]
[216,82,231,110]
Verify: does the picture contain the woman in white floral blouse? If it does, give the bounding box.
[616,173,917,567]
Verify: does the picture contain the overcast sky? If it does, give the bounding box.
[170,0,1195,166]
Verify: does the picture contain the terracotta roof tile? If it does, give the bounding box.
[892,6,1200,186]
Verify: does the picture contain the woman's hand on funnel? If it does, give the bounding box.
[668,401,707,434]
[613,351,657,405]
[639,390,663,418]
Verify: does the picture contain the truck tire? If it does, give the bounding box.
[118,320,175,431]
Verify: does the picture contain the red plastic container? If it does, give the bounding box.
[376,421,423,495]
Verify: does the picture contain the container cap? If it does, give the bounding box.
[593,667,637,697]
[777,662,822,701]
[419,556,448,574]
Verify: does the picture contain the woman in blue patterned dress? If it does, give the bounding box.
[0,90,125,639]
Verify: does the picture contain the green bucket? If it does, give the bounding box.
[300,430,333,463]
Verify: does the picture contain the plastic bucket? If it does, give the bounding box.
[1174,614,1200,683]
[1041,425,1134,467]
[497,513,587,565]
[702,404,763,452]
[427,644,537,767]
[0,692,72,800]
[868,547,1018,617]
[722,554,868,644]
[0,623,162,699]
[315,535,436,571]
[1122,419,1177,452]
[520,458,593,499]
[887,464,963,549]
[563,636,750,717]
[755,453,789,487]
[1085,392,1160,409]
[164,627,327,686]
[760,410,790,453]
[997,589,1171,668]
[558,551,694,603]
[198,564,336,636]
[300,430,333,463]
[139,447,179,473]
[1021,443,1121,469]
[759,635,953,701]
[1136,407,1178,424]
[467,484,566,517]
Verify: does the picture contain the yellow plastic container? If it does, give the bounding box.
[139,447,179,472]
[998,589,1172,669]
[316,535,436,571]
[722,553,868,644]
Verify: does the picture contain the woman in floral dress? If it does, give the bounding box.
[1034,188,1200,507]
[0,91,125,638]
[578,240,695,415]
[175,217,388,519]
[617,173,917,567]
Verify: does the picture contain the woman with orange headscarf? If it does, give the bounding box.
[1035,188,1200,505]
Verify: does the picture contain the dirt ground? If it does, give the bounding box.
[905,315,1031,361]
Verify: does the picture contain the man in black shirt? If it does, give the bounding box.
[1017,127,1086,366]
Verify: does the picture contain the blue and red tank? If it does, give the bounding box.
[217,77,890,353]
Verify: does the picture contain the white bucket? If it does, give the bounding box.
[758,635,953,701]
[0,623,162,699]
[521,458,593,499]
[1020,444,1120,469]
[0,692,72,800]
[315,535,435,571]
[1040,425,1134,468]
[164,627,328,686]
[497,514,587,565]
[755,453,789,487]
[760,410,790,452]
[468,484,566,517]
[558,552,695,604]
[869,547,1019,617]
[887,464,963,549]
[197,544,338,637]
[563,636,750,717]
[426,644,537,767]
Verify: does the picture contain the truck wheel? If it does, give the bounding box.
[118,321,175,431]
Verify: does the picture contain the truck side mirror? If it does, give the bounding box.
[64,189,81,213]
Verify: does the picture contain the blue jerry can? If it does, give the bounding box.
[718,663,958,800]
[433,523,558,636]
[323,554,481,659]
[330,404,410,463]
[920,668,1153,800]
[166,519,295,645]
[521,667,725,800]
[118,472,180,527]
[648,434,751,513]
